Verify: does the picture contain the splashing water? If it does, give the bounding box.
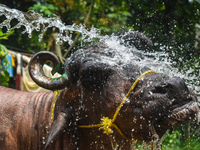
[92,36,200,100]
[0,4,101,44]
[0,4,199,100]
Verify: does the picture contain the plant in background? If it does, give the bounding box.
[0,29,14,87]
[162,123,200,150]
[0,45,10,87]
[90,0,132,34]
[28,3,58,17]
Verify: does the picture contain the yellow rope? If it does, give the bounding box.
[51,90,63,120]
[78,70,157,142]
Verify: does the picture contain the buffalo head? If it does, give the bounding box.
[29,31,199,148]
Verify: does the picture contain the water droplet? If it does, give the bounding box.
[140,124,142,129]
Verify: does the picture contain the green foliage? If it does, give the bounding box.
[0,29,14,87]
[162,130,182,150]
[134,123,200,150]
[0,30,14,40]
[28,4,58,17]
[90,1,132,34]
[162,124,200,150]
[0,45,10,87]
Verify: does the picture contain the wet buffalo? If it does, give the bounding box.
[0,31,199,149]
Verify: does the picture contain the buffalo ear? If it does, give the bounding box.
[44,109,72,149]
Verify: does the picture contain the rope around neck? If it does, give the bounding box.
[78,70,157,142]
[51,90,63,120]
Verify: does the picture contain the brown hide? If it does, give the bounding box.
[0,86,53,150]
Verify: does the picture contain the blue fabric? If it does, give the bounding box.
[6,54,13,77]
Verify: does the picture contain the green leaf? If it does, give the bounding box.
[107,13,117,19]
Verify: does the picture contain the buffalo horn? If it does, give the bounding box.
[28,51,68,90]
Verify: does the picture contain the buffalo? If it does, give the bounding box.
[0,31,199,150]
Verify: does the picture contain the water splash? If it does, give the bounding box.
[0,4,101,44]
[0,4,199,99]
[108,36,200,99]
[89,35,199,99]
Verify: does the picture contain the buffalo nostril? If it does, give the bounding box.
[169,77,188,91]
[152,82,169,94]
[153,85,168,94]
[151,78,185,95]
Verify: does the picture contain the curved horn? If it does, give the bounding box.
[28,51,68,90]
